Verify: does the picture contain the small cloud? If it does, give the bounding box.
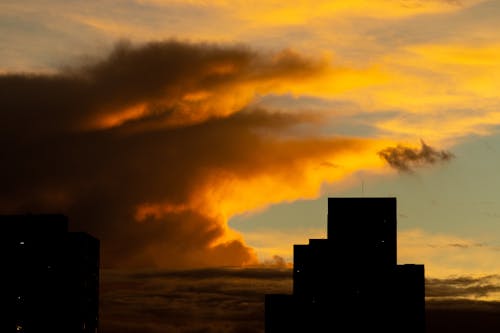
[378,140,454,172]
[449,243,469,249]
[319,161,339,169]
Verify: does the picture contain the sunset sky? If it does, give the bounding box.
[3,1,500,331]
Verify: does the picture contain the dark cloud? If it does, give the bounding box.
[0,40,324,136]
[0,40,370,269]
[426,275,500,299]
[100,268,292,333]
[448,243,469,248]
[378,140,454,172]
[100,268,500,333]
[426,299,500,333]
[130,267,292,280]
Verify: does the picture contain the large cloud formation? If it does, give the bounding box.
[1,40,389,268]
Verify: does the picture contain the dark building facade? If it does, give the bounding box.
[0,214,100,333]
[265,197,425,332]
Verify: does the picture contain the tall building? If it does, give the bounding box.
[0,214,100,333]
[265,197,425,332]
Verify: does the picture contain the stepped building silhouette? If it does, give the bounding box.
[265,197,425,332]
[1,214,100,333]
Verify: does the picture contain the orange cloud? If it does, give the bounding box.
[0,40,405,269]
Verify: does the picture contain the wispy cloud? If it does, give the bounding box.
[399,229,500,278]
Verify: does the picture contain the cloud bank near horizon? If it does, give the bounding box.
[100,267,500,333]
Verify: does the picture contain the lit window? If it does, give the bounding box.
[19,241,25,245]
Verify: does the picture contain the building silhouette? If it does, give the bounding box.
[265,197,425,332]
[0,214,100,333]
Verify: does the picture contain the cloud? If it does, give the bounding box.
[378,140,454,172]
[100,267,500,333]
[426,299,500,333]
[426,275,500,299]
[130,266,292,280]
[0,40,391,269]
[0,40,324,134]
[101,267,292,333]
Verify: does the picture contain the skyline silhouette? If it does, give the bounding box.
[266,197,425,332]
[2,214,99,333]
[2,204,500,332]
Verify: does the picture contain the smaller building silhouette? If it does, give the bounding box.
[0,214,99,333]
[265,197,425,332]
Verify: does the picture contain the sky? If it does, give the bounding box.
[3,0,500,331]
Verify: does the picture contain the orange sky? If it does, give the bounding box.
[2,0,500,285]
